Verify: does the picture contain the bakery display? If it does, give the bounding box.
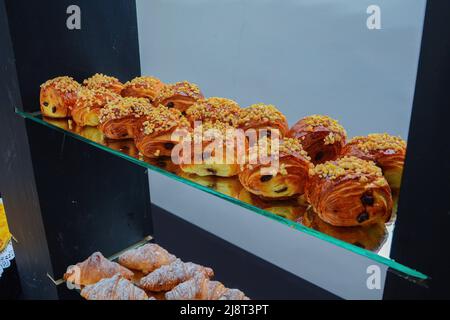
[306,157,393,227]
[134,105,190,158]
[121,76,166,103]
[185,97,241,126]
[63,252,134,286]
[40,76,80,118]
[71,87,120,127]
[239,138,312,199]
[83,73,124,95]
[99,97,152,140]
[341,133,407,190]
[238,103,289,138]
[118,243,177,274]
[153,81,204,114]
[81,274,150,301]
[181,174,243,198]
[288,115,347,164]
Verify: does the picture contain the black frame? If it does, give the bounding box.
[1,0,449,299]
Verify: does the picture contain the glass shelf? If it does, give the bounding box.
[16,109,427,281]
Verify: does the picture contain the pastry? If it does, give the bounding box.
[99,97,152,140]
[206,281,228,300]
[121,76,166,103]
[71,87,120,127]
[238,103,289,138]
[83,73,124,95]
[185,97,241,126]
[239,137,312,199]
[165,273,210,300]
[76,126,105,144]
[288,115,347,164]
[341,133,407,190]
[106,139,140,158]
[118,243,177,274]
[63,252,134,286]
[153,81,204,114]
[40,76,80,118]
[219,289,250,301]
[145,156,181,174]
[180,173,243,198]
[306,156,393,227]
[179,121,246,177]
[81,275,149,300]
[134,105,191,158]
[139,258,214,292]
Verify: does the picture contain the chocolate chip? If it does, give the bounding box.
[182,112,187,116]
[314,151,324,162]
[166,102,175,109]
[207,168,217,175]
[266,130,272,138]
[43,102,49,107]
[164,143,175,150]
[260,175,273,182]
[361,193,374,206]
[51,107,57,114]
[275,187,289,194]
[357,212,370,224]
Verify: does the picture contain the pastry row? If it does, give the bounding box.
[40,74,406,227]
[64,243,249,301]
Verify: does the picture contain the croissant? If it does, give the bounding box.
[238,104,289,138]
[306,156,393,227]
[83,73,124,95]
[165,273,210,300]
[288,115,347,164]
[71,87,120,127]
[106,139,139,158]
[153,81,204,114]
[81,275,149,300]
[134,105,191,158]
[121,76,166,103]
[63,252,134,286]
[207,281,228,300]
[185,97,241,126]
[40,76,80,118]
[219,289,250,301]
[179,121,246,177]
[139,258,214,292]
[99,97,152,140]
[341,133,407,191]
[118,243,177,274]
[239,137,312,199]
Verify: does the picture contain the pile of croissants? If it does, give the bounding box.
[64,243,249,301]
[40,74,406,228]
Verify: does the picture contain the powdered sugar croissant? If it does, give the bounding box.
[118,243,177,274]
[81,275,149,300]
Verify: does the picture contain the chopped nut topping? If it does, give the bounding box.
[141,105,190,136]
[280,138,311,161]
[312,156,383,181]
[76,87,120,107]
[124,76,163,89]
[238,104,286,126]
[186,97,241,125]
[301,115,347,137]
[41,76,80,93]
[83,73,121,90]
[348,133,406,153]
[156,81,203,101]
[99,97,152,123]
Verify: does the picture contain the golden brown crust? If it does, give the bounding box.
[121,76,166,103]
[63,252,134,286]
[341,133,406,190]
[134,106,191,158]
[185,97,241,126]
[153,81,204,113]
[40,76,81,118]
[238,138,312,199]
[99,97,152,140]
[71,87,120,127]
[238,104,289,137]
[288,115,347,164]
[306,156,393,227]
[83,73,124,95]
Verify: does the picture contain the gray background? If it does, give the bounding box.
[136,0,426,139]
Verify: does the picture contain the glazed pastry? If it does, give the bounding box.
[239,137,312,199]
[99,97,152,140]
[306,156,393,227]
[106,139,140,158]
[134,105,190,158]
[300,207,387,251]
[219,289,250,301]
[185,97,241,126]
[83,73,124,95]
[288,115,347,164]
[121,76,166,103]
[118,243,177,274]
[165,273,210,300]
[76,126,105,144]
[146,156,181,175]
[179,121,246,177]
[180,174,243,198]
[153,81,204,114]
[40,76,80,118]
[63,252,134,286]
[341,133,407,190]
[81,275,149,300]
[238,104,289,138]
[139,258,214,292]
[71,87,120,127]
